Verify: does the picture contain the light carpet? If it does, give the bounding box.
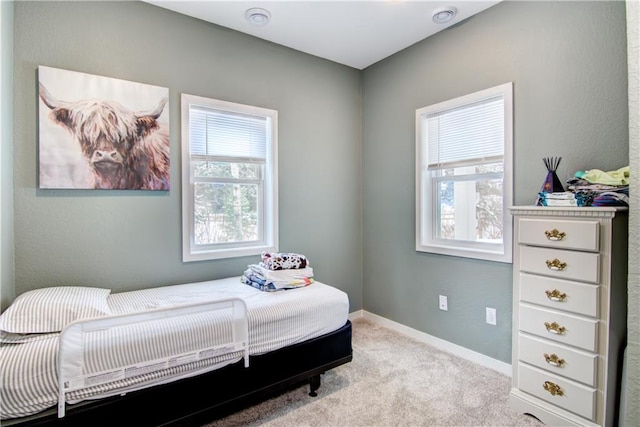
[203,318,543,427]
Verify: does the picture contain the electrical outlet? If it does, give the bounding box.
[486,307,497,325]
[439,295,448,311]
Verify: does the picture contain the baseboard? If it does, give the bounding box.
[348,310,364,321]
[348,309,512,376]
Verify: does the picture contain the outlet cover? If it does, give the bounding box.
[486,307,497,325]
[439,295,448,311]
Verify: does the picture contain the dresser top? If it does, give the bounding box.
[509,205,628,218]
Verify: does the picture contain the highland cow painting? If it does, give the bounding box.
[38,66,170,190]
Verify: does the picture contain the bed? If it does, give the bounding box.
[0,277,353,426]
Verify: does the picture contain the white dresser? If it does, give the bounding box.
[509,206,628,427]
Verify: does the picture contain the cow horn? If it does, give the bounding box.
[38,82,70,110]
[137,97,168,120]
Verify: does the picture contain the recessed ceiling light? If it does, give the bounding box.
[245,8,271,26]
[431,6,457,24]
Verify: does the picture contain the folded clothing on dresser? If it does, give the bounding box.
[564,166,630,207]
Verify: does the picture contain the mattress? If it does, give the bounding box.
[0,277,349,420]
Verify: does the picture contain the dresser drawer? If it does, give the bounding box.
[518,333,598,386]
[519,273,599,317]
[518,218,599,251]
[518,363,596,421]
[519,246,600,284]
[519,304,598,352]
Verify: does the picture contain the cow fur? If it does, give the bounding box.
[39,83,170,190]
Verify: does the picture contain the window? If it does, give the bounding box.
[415,83,513,263]
[181,94,278,261]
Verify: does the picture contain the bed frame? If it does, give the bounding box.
[7,320,353,427]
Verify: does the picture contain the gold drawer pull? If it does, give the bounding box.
[545,289,567,302]
[544,321,566,335]
[546,258,567,271]
[543,381,564,396]
[544,353,566,367]
[545,229,566,241]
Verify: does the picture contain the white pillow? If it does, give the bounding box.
[0,286,112,334]
[0,330,58,344]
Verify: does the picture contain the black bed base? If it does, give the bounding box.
[8,320,353,427]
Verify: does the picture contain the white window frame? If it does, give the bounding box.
[181,93,278,262]
[415,83,513,263]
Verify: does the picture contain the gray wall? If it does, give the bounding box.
[625,1,639,425]
[12,1,363,308]
[362,1,629,363]
[1,0,14,312]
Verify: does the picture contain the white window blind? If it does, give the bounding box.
[426,96,504,169]
[189,105,267,159]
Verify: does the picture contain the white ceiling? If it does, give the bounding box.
[144,1,501,70]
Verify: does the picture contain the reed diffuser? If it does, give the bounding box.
[536,156,565,205]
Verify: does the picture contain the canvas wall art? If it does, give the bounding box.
[38,66,170,190]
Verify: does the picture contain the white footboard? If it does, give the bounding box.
[57,297,249,418]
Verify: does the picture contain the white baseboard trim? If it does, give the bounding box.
[348,309,512,376]
[348,310,365,321]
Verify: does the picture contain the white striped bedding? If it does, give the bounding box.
[0,277,349,420]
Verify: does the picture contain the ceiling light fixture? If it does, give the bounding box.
[245,8,271,26]
[431,6,457,24]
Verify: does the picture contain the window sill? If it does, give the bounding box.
[416,243,512,263]
[183,244,277,262]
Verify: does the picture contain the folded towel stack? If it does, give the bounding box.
[241,252,314,292]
